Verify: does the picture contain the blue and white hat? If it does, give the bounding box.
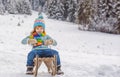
[33,14,45,29]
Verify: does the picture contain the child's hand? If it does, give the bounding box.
[28,39,37,45]
[44,39,53,46]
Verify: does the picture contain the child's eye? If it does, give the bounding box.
[36,27,43,30]
[37,28,40,30]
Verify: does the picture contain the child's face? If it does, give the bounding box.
[35,26,44,34]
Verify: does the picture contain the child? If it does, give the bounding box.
[21,15,64,75]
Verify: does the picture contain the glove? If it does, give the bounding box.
[28,39,37,45]
[44,39,53,46]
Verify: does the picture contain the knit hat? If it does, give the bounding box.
[33,14,45,29]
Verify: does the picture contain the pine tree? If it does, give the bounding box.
[92,0,119,33]
[0,0,32,15]
[66,0,77,22]
[113,0,120,33]
[77,0,120,34]
[47,0,58,19]
[38,0,47,14]
[47,0,77,21]
[29,0,33,9]
[5,0,18,14]
[77,0,92,30]
[0,0,5,15]
[16,0,32,15]
[29,0,46,11]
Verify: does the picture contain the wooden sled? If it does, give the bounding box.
[33,55,57,77]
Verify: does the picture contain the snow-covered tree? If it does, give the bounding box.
[16,0,32,15]
[75,0,93,30]
[4,0,18,14]
[66,0,77,22]
[90,0,120,33]
[47,0,77,21]
[0,0,32,15]
[32,0,39,11]
[0,0,5,15]
[47,0,65,20]
[29,0,46,11]
[113,0,120,33]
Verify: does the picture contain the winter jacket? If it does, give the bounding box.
[21,35,57,50]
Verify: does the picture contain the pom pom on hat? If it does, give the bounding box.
[38,14,44,19]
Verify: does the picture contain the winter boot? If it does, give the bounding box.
[26,66,33,75]
[57,66,64,75]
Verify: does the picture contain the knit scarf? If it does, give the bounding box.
[29,32,46,46]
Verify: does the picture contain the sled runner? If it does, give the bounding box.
[33,55,57,77]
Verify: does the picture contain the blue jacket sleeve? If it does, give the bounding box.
[46,35,57,46]
[21,36,29,45]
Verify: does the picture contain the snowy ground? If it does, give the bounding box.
[0,11,120,77]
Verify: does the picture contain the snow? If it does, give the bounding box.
[0,11,120,77]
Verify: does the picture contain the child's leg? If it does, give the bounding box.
[27,50,42,66]
[43,49,61,66]
[44,49,64,75]
[51,49,61,66]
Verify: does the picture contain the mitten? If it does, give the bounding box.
[28,39,37,45]
[44,39,53,46]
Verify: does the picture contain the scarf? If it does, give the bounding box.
[29,32,46,46]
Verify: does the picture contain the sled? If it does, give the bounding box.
[33,55,57,77]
